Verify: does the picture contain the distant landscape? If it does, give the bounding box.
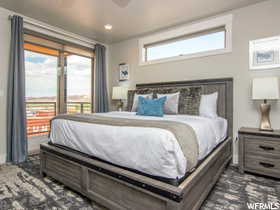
[26,95,91,102]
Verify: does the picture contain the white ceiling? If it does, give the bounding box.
[0,0,267,44]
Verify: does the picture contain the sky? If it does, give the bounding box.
[147,31,225,61]
[25,51,91,100]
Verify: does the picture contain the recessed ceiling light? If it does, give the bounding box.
[104,24,112,30]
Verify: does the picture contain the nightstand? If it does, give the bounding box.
[239,127,280,179]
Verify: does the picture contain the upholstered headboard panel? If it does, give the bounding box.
[127,78,233,137]
[127,86,202,115]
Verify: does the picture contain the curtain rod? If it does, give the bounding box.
[7,14,101,47]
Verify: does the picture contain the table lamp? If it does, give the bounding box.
[112,86,128,111]
[252,77,279,131]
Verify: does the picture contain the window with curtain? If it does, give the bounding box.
[24,33,94,137]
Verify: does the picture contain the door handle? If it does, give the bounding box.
[259,162,275,168]
[259,145,274,151]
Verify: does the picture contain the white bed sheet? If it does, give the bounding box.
[50,112,227,179]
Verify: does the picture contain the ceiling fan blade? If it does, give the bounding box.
[111,0,131,8]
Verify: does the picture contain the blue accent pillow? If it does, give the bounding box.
[136,96,167,117]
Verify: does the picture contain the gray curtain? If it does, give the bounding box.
[95,44,109,112]
[7,15,28,164]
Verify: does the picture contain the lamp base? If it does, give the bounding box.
[259,102,273,132]
[117,100,124,112]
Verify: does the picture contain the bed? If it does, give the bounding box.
[40,77,233,210]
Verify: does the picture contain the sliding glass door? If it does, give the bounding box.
[66,54,92,114]
[24,35,94,137]
[25,49,59,137]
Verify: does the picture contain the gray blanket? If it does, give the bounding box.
[51,114,199,171]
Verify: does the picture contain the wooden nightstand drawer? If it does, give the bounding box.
[245,154,280,177]
[239,127,280,179]
[244,137,280,157]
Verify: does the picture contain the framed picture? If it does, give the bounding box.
[250,36,280,70]
[119,63,129,81]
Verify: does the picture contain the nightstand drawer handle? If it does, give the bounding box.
[259,162,275,168]
[259,145,274,151]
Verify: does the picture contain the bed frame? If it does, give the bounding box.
[40,77,233,210]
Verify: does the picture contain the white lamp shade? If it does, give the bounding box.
[112,86,128,100]
[252,77,279,100]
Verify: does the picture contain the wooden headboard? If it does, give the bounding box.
[134,78,233,137]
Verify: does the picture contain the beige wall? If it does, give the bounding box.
[0,7,12,163]
[0,0,279,164]
[108,0,280,163]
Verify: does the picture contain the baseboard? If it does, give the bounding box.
[0,154,6,164]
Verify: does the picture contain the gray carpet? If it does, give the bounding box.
[0,155,279,210]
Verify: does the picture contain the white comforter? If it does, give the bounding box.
[50,112,227,179]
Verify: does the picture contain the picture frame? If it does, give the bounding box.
[249,36,280,70]
[119,63,129,81]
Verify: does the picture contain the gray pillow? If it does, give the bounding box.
[131,93,153,112]
[157,92,179,114]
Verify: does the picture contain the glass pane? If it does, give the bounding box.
[66,55,92,114]
[146,31,225,61]
[25,50,58,137]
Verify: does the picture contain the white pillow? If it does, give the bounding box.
[199,92,218,118]
[157,92,179,114]
[131,93,153,112]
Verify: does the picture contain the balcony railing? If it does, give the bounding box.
[26,102,91,137]
[67,102,92,114]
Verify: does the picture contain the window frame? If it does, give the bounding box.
[138,14,233,66]
[24,33,95,114]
